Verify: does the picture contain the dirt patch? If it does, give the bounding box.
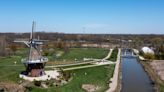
[82,84,100,92]
[150,60,164,81]
[0,82,25,92]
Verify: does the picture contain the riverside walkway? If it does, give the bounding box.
[106,48,121,92]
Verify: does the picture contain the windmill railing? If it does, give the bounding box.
[21,57,48,64]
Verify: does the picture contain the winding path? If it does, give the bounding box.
[102,49,113,60]
[46,49,114,69]
[60,49,115,71]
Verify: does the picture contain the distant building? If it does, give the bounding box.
[141,47,154,54]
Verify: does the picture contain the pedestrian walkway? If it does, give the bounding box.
[106,48,121,92]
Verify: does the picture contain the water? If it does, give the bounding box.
[121,51,154,92]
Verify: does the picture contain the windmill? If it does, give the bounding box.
[14,21,48,77]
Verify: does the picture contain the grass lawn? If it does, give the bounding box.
[0,48,114,92]
[159,84,164,92]
[30,65,115,92]
[0,56,24,83]
[0,48,109,83]
[108,48,118,62]
[55,48,108,61]
[46,48,108,65]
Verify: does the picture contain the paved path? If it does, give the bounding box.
[62,49,115,71]
[46,49,113,68]
[102,49,113,60]
[106,48,121,92]
[63,62,115,71]
[46,60,98,68]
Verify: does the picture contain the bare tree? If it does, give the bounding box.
[0,36,7,56]
[9,43,18,55]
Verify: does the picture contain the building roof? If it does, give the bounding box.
[141,47,154,54]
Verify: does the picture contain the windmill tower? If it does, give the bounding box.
[15,21,48,77]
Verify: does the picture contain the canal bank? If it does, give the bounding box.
[140,61,164,92]
[133,48,164,92]
[121,50,155,92]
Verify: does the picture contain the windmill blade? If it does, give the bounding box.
[33,39,49,42]
[29,21,36,61]
[37,35,40,40]
[30,21,36,40]
[14,40,30,47]
[29,44,32,60]
[14,40,28,43]
[30,29,32,40]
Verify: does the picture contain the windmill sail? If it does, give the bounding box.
[14,21,48,63]
[29,21,35,61]
[15,21,48,77]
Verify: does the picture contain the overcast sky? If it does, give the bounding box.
[0,0,164,34]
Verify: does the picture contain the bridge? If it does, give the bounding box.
[121,48,138,58]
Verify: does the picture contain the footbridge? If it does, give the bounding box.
[121,48,138,58]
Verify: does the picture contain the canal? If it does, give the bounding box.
[121,50,155,92]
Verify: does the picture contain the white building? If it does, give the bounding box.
[141,47,154,54]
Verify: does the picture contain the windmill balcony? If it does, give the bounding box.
[21,57,48,64]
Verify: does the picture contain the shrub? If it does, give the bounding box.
[34,81,41,87]
[143,53,155,60]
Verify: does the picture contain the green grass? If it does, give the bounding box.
[58,48,108,60]
[0,48,114,92]
[30,65,115,92]
[0,56,24,83]
[108,48,118,62]
[46,48,109,65]
[159,84,164,92]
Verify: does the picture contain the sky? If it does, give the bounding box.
[0,0,164,34]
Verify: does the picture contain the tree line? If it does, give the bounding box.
[0,32,163,59]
